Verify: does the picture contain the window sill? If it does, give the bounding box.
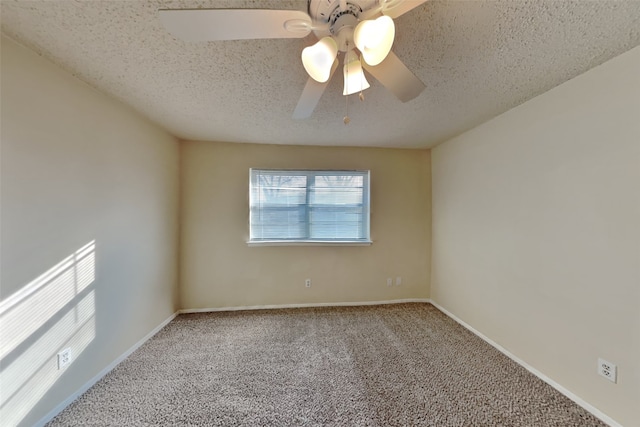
[247,240,373,247]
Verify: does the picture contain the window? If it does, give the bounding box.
[249,169,371,245]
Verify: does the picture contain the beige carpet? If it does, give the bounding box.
[47,303,605,426]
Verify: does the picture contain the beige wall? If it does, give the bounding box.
[431,46,640,426]
[180,141,431,309]
[5,20,635,427]
[0,36,180,426]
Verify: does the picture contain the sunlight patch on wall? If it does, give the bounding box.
[0,241,96,426]
[0,241,95,359]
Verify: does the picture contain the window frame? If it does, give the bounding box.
[248,169,372,246]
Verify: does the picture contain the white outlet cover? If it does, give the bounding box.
[387,278,393,286]
[395,277,402,286]
[57,348,72,370]
[597,358,617,383]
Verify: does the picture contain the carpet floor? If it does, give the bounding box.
[47,303,605,426]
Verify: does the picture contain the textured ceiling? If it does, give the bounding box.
[1,0,639,148]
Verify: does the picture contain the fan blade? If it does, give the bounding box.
[293,60,339,119]
[159,9,312,41]
[362,51,425,102]
[383,0,429,19]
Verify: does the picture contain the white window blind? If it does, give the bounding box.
[249,169,371,243]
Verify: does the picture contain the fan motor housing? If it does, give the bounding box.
[308,0,378,51]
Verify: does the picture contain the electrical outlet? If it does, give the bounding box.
[305,279,311,288]
[597,358,617,383]
[387,278,393,286]
[395,276,402,286]
[57,348,72,370]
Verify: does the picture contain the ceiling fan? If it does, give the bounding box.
[159,0,427,120]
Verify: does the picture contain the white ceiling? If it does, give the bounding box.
[2,0,639,149]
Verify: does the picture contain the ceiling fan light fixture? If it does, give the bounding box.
[301,36,338,83]
[343,50,370,96]
[353,15,395,66]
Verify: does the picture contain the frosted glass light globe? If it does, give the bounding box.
[354,16,395,66]
[301,37,338,83]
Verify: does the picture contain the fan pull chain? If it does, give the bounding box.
[344,44,350,125]
[344,95,350,124]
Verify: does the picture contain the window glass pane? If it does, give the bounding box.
[309,207,363,239]
[252,174,307,206]
[251,207,306,239]
[310,175,364,205]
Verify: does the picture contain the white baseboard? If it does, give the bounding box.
[179,298,431,314]
[34,312,178,427]
[428,299,622,427]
